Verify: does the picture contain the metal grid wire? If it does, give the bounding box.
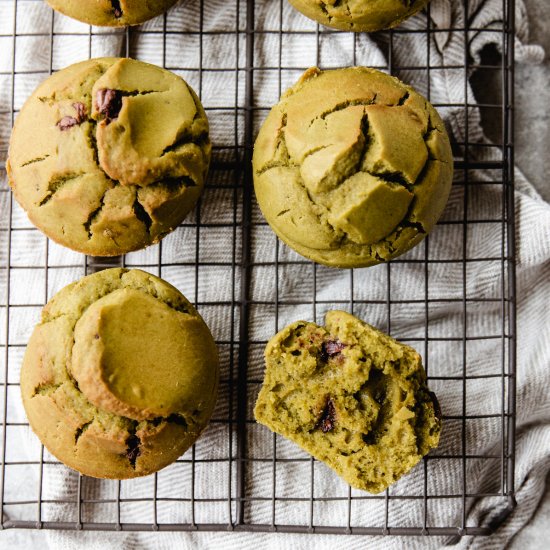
[0,0,516,537]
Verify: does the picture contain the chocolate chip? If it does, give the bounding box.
[374,386,386,405]
[72,102,87,123]
[428,391,442,421]
[125,434,141,468]
[362,431,376,445]
[95,89,123,123]
[320,339,346,362]
[317,398,336,433]
[56,102,87,131]
[166,413,188,429]
[111,0,123,18]
[57,116,79,131]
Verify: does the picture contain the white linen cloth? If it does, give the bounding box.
[0,0,547,548]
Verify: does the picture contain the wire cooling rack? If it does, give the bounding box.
[0,0,516,538]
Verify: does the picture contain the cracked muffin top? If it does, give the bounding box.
[253,67,453,268]
[7,57,210,256]
[288,0,431,32]
[45,0,179,27]
[20,268,219,479]
[254,310,441,493]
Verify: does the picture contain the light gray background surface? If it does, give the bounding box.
[507,0,550,546]
[0,0,548,547]
[515,2,550,203]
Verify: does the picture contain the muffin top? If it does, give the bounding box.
[46,0,179,27]
[21,268,219,479]
[254,310,441,493]
[253,67,453,268]
[8,57,210,256]
[288,0,431,32]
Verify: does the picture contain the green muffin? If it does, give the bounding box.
[254,310,441,493]
[7,57,210,256]
[46,0,179,27]
[288,0,431,32]
[253,67,453,268]
[21,268,219,479]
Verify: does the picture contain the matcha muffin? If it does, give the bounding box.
[46,0,179,27]
[254,310,441,493]
[253,67,453,268]
[7,57,210,256]
[288,0,431,32]
[21,268,219,479]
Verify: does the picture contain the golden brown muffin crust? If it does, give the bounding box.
[46,0,179,27]
[288,0,431,32]
[253,67,453,268]
[8,57,210,256]
[21,268,219,479]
